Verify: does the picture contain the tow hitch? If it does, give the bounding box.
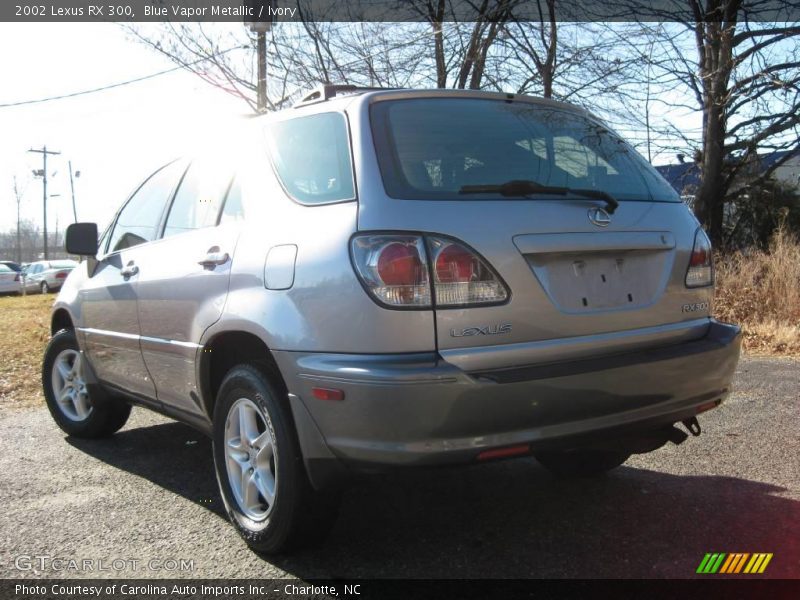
[667,425,689,446]
[682,416,702,437]
[665,417,702,446]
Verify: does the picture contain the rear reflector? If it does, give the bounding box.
[312,387,345,401]
[696,400,720,414]
[477,444,530,461]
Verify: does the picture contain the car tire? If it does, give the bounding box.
[42,329,131,438]
[212,364,339,554]
[534,448,631,478]
[41,281,49,294]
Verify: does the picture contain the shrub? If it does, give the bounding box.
[715,227,800,354]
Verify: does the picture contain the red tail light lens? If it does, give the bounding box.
[428,237,508,307]
[351,234,509,309]
[435,244,477,283]
[55,271,68,279]
[14,274,20,282]
[377,242,424,286]
[351,235,431,307]
[685,228,713,288]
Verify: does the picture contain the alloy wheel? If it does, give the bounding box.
[224,397,278,521]
[50,349,92,421]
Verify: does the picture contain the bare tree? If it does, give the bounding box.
[693,4,800,245]
[611,2,800,245]
[124,23,260,110]
[0,220,56,263]
[126,1,532,109]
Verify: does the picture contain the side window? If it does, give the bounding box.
[220,179,245,224]
[163,159,232,238]
[265,112,355,204]
[107,161,186,254]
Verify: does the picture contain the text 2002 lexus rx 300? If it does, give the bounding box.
[44,86,740,552]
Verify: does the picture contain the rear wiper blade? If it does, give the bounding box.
[459,179,619,214]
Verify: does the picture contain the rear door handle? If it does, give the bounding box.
[120,262,139,278]
[198,249,229,268]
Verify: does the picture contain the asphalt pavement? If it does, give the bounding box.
[0,357,797,579]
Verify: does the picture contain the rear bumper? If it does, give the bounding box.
[274,320,741,475]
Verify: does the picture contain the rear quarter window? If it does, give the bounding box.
[265,112,355,204]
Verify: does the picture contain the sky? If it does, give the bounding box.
[0,23,248,233]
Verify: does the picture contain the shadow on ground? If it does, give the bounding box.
[68,420,800,579]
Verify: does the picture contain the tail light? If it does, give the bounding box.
[14,274,19,282]
[428,237,508,307]
[55,271,68,279]
[351,234,508,309]
[350,235,431,307]
[685,228,713,288]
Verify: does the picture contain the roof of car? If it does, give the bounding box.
[280,85,596,123]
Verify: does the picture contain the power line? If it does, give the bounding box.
[0,46,247,109]
[0,67,183,108]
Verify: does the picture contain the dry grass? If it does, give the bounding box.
[0,294,51,411]
[715,228,800,356]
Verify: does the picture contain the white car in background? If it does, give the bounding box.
[21,260,78,294]
[0,263,19,295]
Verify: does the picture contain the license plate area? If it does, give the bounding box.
[526,250,671,312]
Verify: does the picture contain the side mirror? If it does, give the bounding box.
[66,222,99,256]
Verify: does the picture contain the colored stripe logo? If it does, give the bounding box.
[697,552,773,574]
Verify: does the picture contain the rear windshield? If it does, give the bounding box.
[370,98,678,202]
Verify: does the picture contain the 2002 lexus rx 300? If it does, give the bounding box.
[43,86,741,552]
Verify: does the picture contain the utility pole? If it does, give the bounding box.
[28,146,60,259]
[68,160,78,222]
[13,176,23,264]
[247,1,275,113]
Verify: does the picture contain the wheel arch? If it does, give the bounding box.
[198,330,288,421]
[51,308,75,335]
[197,327,348,490]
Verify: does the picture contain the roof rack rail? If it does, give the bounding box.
[293,84,392,108]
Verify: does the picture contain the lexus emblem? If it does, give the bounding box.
[588,207,611,227]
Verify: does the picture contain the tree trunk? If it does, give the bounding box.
[541,0,557,98]
[690,7,738,248]
[694,101,727,245]
[427,0,447,88]
[433,24,447,87]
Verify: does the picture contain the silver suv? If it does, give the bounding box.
[44,87,741,553]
